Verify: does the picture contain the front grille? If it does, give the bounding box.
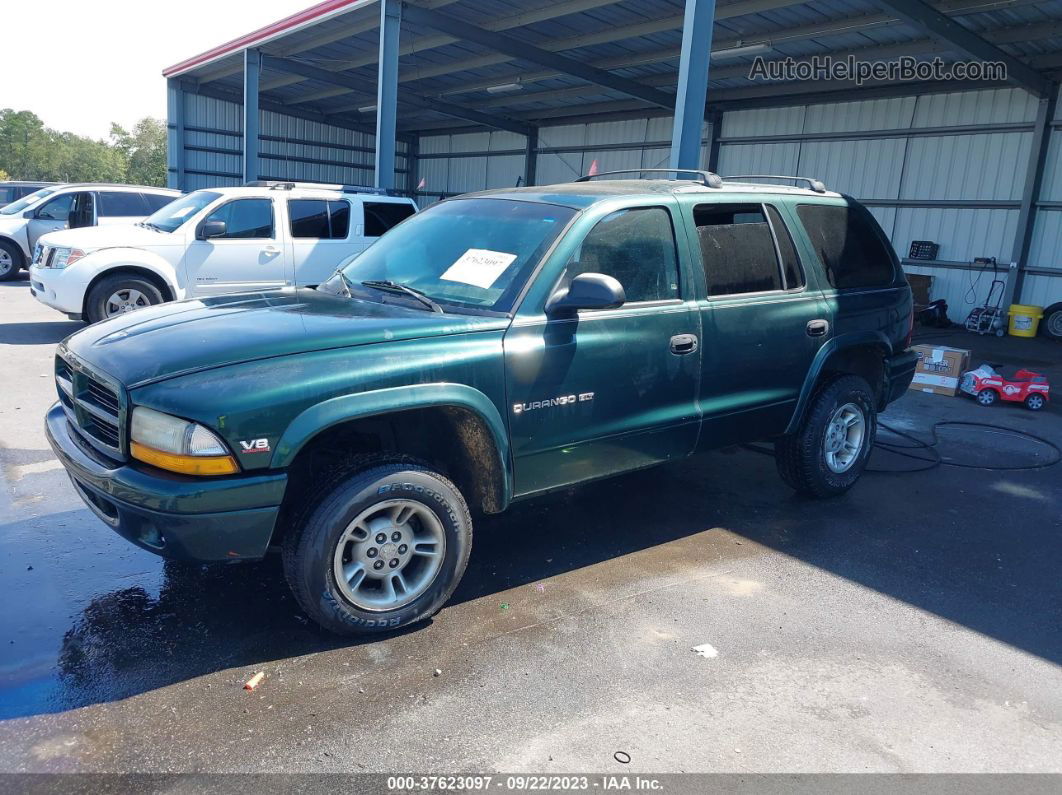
[55,351,125,460]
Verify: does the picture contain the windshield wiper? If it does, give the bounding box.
[360,280,443,313]
[136,221,164,232]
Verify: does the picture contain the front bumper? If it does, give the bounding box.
[45,402,287,561]
[882,348,919,407]
[29,264,85,315]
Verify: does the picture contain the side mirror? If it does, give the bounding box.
[23,210,34,219]
[197,219,227,240]
[545,272,625,316]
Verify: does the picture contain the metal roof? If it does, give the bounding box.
[164,0,1062,135]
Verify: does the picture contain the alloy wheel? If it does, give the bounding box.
[332,499,446,611]
[823,402,866,473]
[105,288,150,316]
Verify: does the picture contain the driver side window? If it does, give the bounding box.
[564,207,680,304]
[36,193,74,221]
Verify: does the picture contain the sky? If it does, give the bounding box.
[2,0,312,140]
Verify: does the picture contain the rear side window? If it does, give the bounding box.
[765,205,804,289]
[143,193,176,212]
[289,199,351,239]
[98,191,149,217]
[565,207,679,304]
[796,202,896,289]
[363,201,416,237]
[694,203,786,296]
[203,198,274,239]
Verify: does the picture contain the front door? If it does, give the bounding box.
[27,191,78,249]
[505,204,702,497]
[182,197,288,296]
[684,200,830,446]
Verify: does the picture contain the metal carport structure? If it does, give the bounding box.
[163,0,1062,319]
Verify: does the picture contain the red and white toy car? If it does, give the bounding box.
[960,364,1050,411]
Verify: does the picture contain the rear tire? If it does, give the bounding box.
[282,460,472,635]
[977,388,998,407]
[85,274,164,323]
[1041,304,1062,341]
[0,240,23,281]
[775,375,876,498]
[1025,394,1046,411]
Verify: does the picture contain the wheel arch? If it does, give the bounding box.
[786,332,891,435]
[81,263,178,317]
[272,384,513,516]
[0,235,27,266]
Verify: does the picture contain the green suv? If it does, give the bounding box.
[46,171,917,634]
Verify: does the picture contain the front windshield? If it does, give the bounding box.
[332,198,576,313]
[143,190,221,232]
[0,187,57,215]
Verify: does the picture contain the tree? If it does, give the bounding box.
[0,109,167,185]
[110,119,167,187]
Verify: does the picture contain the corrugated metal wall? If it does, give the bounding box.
[176,92,407,190]
[717,87,1060,320]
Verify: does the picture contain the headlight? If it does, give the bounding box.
[130,406,239,475]
[48,247,87,269]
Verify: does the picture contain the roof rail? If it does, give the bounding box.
[575,168,723,189]
[245,180,390,195]
[721,175,827,193]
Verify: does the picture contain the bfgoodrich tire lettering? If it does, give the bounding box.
[775,375,877,498]
[282,462,472,635]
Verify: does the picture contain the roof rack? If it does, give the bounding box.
[245,180,390,195]
[721,175,827,193]
[575,168,723,189]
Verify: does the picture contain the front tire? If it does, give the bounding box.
[0,240,24,281]
[1025,394,1046,411]
[977,388,998,407]
[775,375,877,498]
[85,274,164,323]
[1042,304,1062,341]
[282,461,472,635]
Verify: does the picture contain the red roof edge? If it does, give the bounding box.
[163,0,371,78]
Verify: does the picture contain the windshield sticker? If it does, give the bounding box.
[440,249,518,289]
[171,205,198,219]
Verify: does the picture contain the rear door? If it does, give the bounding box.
[683,199,831,446]
[287,197,355,285]
[182,197,288,296]
[26,191,84,249]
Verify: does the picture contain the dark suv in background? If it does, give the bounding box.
[46,170,916,635]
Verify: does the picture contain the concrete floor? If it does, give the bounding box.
[0,275,1060,773]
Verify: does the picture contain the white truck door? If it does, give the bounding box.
[287,197,366,285]
[182,197,287,296]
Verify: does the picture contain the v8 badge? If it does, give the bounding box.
[239,438,271,454]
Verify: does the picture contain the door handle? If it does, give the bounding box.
[262,245,281,256]
[806,319,830,337]
[670,333,698,354]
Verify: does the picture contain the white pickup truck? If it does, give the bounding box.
[29,182,417,322]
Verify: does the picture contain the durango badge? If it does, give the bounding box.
[239,438,271,453]
[513,392,594,415]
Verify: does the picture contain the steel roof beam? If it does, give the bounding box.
[875,0,1051,96]
[401,3,676,110]
[261,54,533,136]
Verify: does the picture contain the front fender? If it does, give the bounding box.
[786,331,893,434]
[270,382,513,508]
[76,247,183,298]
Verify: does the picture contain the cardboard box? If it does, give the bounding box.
[909,344,971,397]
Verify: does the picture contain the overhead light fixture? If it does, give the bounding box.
[485,82,523,94]
[358,104,378,113]
[711,42,772,60]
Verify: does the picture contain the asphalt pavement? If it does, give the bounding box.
[1,274,1060,773]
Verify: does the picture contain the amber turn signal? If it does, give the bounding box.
[130,441,239,476]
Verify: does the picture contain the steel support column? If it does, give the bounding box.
[524,128,539,187]
[670,0,716,171]
[375,0,401,190]
[1003,85,1059,308]
[242,49,261,184]
[706,109,723,172]
[406,134,420,197]
[166,78,187,190]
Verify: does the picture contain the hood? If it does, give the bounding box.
[62,288,509,388]
[40,224,177,251]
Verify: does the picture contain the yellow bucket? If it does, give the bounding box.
[1007,304,1043,338]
